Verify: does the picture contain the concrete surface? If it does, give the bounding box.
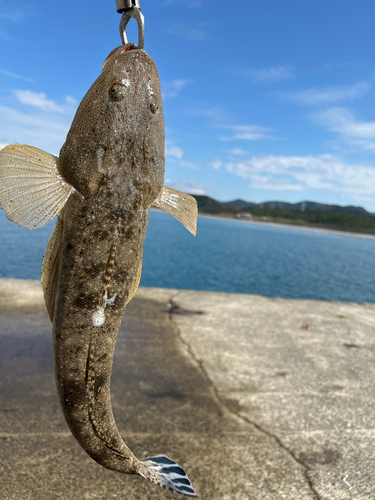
[0,279,374,500]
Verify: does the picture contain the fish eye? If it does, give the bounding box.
[150,95,159,114]
[108,83,126,102]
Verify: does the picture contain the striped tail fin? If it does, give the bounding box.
[138,454,197,497]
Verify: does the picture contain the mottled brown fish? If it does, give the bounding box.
[0,43,198,497]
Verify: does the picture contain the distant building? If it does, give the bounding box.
[237,212,253,218]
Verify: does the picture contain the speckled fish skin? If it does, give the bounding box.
[0,43,198,497]
[54,45,163,473]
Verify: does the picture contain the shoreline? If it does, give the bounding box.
[198,213,375,240]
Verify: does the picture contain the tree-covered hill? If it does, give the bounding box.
[191,195,375,234]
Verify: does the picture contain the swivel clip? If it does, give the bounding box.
[116,0,144,50]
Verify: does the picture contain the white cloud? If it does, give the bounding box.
[0,143,8,150]
[228,148,249,156]
[219,124,274,141]
[178,160,199,170]
[0,69,33,82]
[247,65,293,83]
[162,79,192,99]
[1,88,77,153]
[285,82,370,106]
[13,90,70,113]
[65,96,77,106]
[314,107,375,151]
[209,159,222,170]
[186,105,227,121]
[245,173,304,192]
[165,142,198,169]
[166,144,184,159]
[0,9,25,40]
[0,104,73,155]
[224,154,375,198]
[164,179,205,195]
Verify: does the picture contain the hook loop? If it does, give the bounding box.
[119,7,144,49]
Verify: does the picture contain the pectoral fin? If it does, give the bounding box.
[152,186,198,236]
[0,144,75,229]
[41,215,64,322]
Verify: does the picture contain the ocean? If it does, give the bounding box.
[1,209,375,303]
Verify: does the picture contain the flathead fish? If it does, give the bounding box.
[0,44,198,497]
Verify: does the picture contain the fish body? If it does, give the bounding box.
[54,191,146,469]
[0,44,198,497]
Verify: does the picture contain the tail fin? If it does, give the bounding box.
[137,454,197,497]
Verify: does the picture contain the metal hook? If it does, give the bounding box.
[116,0,140,13]
[119,7,144,49]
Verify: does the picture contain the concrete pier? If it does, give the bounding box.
[0,279,374,499]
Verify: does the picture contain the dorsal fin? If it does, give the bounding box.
[0,144,75,229]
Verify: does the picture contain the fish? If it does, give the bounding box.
[0,43,198,497]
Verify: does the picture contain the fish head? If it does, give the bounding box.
[59,44,165,209]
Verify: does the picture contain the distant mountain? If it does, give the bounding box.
[224,199,373,216]
[190,195,375,234]
[192,195,237,214]
[225,199,257,210]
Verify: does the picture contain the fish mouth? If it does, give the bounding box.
[103,44,140,69]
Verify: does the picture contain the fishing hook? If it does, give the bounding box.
[116,1,144,49]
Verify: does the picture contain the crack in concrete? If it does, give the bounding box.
[168,295,322,500]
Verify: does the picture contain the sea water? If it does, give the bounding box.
[1,209,375,303]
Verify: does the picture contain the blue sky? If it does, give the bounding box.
[2,1,375,210]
